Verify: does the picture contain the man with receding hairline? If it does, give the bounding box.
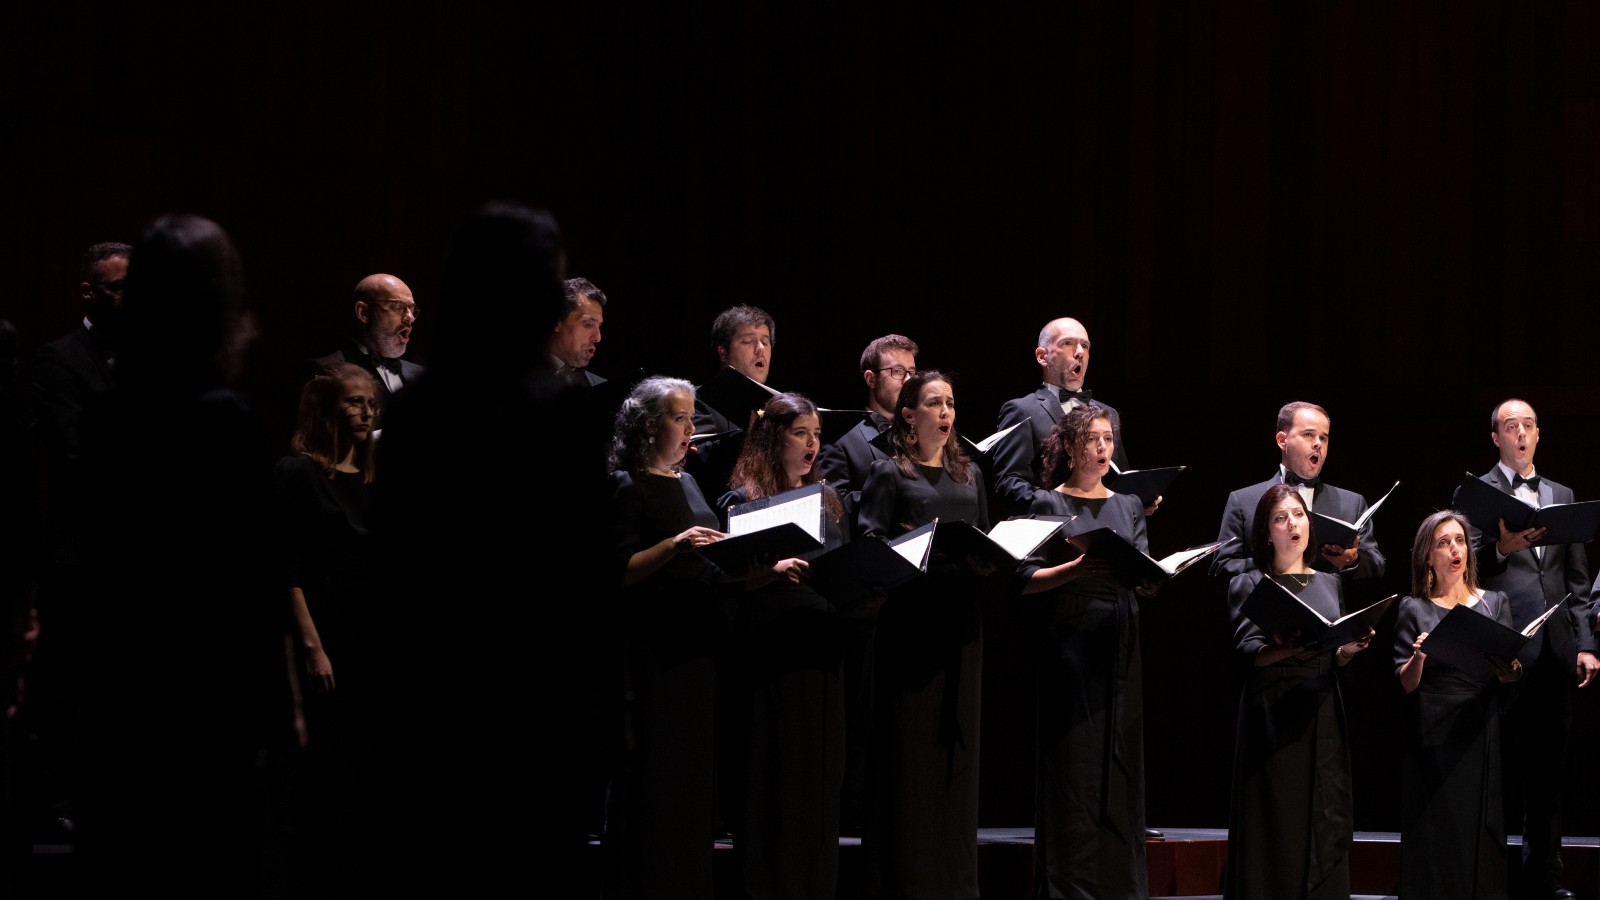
[1457,398,1597,900]
[307,273,424,415]
[993,317,1133,518]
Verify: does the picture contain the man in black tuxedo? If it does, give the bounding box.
[550,277,606,387]
[307,273,423,415]
[816,333,918,534]
[1210,401,1386,585]
[1458,398,1597,900]
[992,317,1137,518]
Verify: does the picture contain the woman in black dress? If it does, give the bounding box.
[1394,510,1520,900]
[604,375,775,899]
[1222,483,1372,900]
[718,393,851,900]
[857,370,993,900]
[1017,403,1151,899]
[274,361,378,897]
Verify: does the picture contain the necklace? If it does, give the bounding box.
[1282,573,1311,588]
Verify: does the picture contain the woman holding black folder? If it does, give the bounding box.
[1393,510,1520,900]
[1017,402,1152,899]
[603,375,778,898]
[717,392,851,900]
[855,370,992,900]
[1222,483,1372,900]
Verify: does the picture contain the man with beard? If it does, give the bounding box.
[308,273,423,416]
[1459,398,1597,900]
[992,317,1138,519]
[1211,401,1386,584]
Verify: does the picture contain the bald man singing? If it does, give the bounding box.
[307,273,424,414]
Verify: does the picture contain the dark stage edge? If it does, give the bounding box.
[26,829,1600,898]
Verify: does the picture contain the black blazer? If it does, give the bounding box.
[1210,471,1387,584]
[991,383,1128,515]
[1456,468,1596,665]
[816,414,893,535]
[31,324,115,462]
[307,340,426,410]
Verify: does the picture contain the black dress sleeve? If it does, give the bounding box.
[858,459,905,540]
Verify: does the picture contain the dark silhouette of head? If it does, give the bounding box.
[116,214,252,394]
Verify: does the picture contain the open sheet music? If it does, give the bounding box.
[1240,577,1395,650]
[1455,474,1600,546]
[1312,480,1399,547]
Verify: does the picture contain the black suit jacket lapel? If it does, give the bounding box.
[1036,385,1063,426]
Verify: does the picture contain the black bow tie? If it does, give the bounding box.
[374,356,403,375]
[1512,473,1540,492]
[1284,471,1321,489]
[1058,388,1093,404]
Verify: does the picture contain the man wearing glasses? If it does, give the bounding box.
[992,316,1131,518]
[813,333,918,838]
[308,273,423,415]
[817,333,919,534]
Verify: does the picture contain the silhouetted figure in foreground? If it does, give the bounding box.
[76,214,294,898]
[365,202,611,892]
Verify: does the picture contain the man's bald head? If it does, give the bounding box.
[352,273,417,359]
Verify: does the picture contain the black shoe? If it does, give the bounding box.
[1145,827,1164,840]
[1549,890,1575,900]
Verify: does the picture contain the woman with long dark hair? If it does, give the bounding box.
[856,369,993,900]
[719,392,851,900]
[1222,483,1371,900]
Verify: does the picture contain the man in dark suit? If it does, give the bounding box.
[32,242,128,468]
[813,333,917,835]
[550,277,606,387]
[1458,398,1597,900]
[26,240,130,842]
[817,333,918,534]
[1210,401,1386,585]
[307,273,423,415]
[685,304,774,498]
[992,317,1137,518]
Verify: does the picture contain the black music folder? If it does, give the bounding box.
[1103,464,1185,508]
[1064,529,1236,589]
[698,483,828,570]
[806,521,937,603]
[1239,577,1396,650]
[868,420,1025,461]
[930,517,1067,570]
[696,522,821,572]
[1419,596,1564,682]
[1455,474,1600,546]
[1311,480,1400,547]
[695,367,777,430]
